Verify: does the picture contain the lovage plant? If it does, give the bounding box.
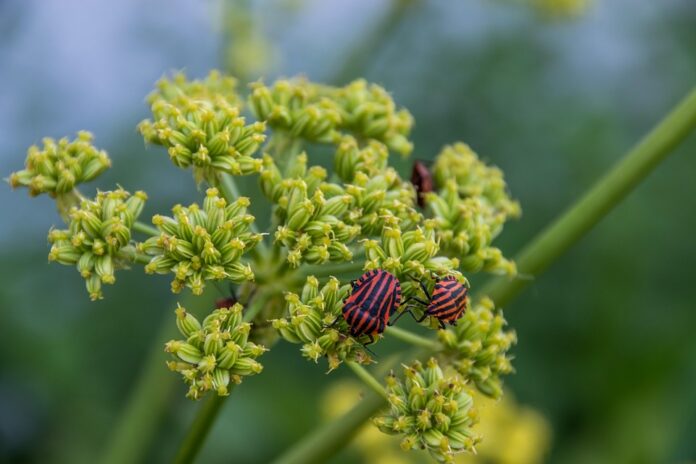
[9,70,696,463]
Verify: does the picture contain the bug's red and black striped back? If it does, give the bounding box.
[343,269,401,337]
[426,276,468,324]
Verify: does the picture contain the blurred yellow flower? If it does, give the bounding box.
[321,381,551,464]
[532,0,592,18]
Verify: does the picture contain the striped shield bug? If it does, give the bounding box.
[391,276,468,329]
[410,160,434,208]
[341,269,401,344]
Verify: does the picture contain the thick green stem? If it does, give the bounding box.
[271,392,386,464]
[216,172,269,258]
[270,85,696,464]
[133,221,160,237]
[385,325,440,350]
[173,394,229,464]
[118,248,152,265]
[299,260,366,278]
[481,85,696,308]
[170,292,272,463]
[99,294,207,464]
[330,0,421,84]
[346,362,388,400]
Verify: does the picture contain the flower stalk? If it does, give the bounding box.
[346,362,388,400]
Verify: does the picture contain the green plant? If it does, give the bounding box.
[8,69,696,463]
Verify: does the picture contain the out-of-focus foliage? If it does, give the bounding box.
[2,1,696,463]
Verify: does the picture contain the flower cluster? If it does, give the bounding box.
[8,131,111,197]
[332,79,414,156]
[249,78,342,143]
[362,216,459,295]
[165,303,266,399]
[427,143,520,275]
[138,71,266,183]
[261,153,359,267]
[334,138,419,237]
[374,358,480,463]
[47,188,147,300]
[9,69,524,459]
[140,188,261,294]
[438,297,516,399]
[249,78,413,154]
[333,136,388,182]
[431,143,520,219]
[272,276,373,370]
[343,170,419,237]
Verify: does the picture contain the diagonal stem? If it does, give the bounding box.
[346,362,388,400]
[100,293,208,464]
[481,85,696,308]
[270,85,696,464]
[173,394,229,464]
[385,325,439,350]
[271,393,386,464]
[133,221,160,237]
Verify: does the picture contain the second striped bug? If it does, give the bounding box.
[391,275,469,329]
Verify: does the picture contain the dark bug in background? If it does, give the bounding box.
[411,160,434,208]
[215,285,238,309]
[391,275,468,329]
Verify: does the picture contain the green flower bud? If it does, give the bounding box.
[175,304,202,338]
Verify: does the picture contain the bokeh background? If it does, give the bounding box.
[1,0,695,463]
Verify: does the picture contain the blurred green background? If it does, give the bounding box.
[1,0,695,463]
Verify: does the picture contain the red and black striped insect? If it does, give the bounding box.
[341,269,401,344]
[392,276,468,329]
[411,160,434,208]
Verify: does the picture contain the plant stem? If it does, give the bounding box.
[270,85,696,464]
[346,362,388,400]
[330,0,421,84]
[481,85,696,308]
[385,325,440,350]
[170,292,273,463]
[243,291,272,322]
[133,221,160,237]
[173,394,229,464]
[118,248,151,265]
[270,392,386,464]
[299,260,366,278]
[99,295,203,464]
[217,172,269,257]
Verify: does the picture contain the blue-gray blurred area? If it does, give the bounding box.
[1,0,695,463]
